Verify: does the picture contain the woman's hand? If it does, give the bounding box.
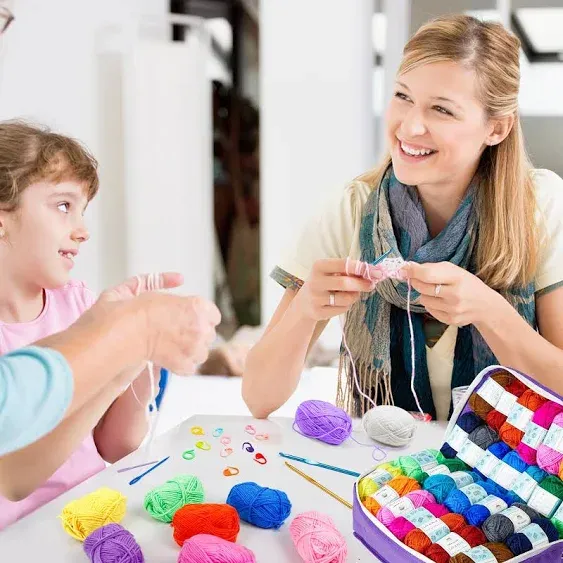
[402,261,501,327]
[292,259,379,321]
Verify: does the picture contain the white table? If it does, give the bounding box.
[0,414,447,562]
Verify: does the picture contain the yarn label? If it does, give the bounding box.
[521,421,548,449]
[464,546,497,563]
[427,464,451,476]
[367,469,393,488]
[447,426,469,451]
[501,506,531,531]
[451,471,475,488]
[460,483,488,504]
[419,518,450,543]
[528,485,561,518]
[477,378,504,407]
[436,532,472,556]
[511,473,539,502]
[410,451,438,472]
[457,440,485,467]
[552,501,563,523]
[385,497,415,518]
[371,485,399,506]
[495,391,518,416]
[479,495,507,515]
[543,423,563,454]
[506,404,534,432]
[489,460,520,490]
[476,451,501,477]
[521,523,549,549]
[404,507,435,528]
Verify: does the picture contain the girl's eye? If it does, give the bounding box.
[394,91,411,102]
[434,105,453,116]
[58,202,70,213]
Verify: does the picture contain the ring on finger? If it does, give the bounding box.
[434,283,442,298]
[329,291,336,307]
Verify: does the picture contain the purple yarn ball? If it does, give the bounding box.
[294,400,352,445]
[84,523,144,563]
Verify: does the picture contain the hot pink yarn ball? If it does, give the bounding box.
[289,511,347,563]
[376,490,444,527]
[518,401,563,465]
[537,412,563,475]
[387,517,417,540]
[178,534,256,563]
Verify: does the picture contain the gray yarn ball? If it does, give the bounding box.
[482,503,540,542]
[362,406,416,447]
[468,425,499,450]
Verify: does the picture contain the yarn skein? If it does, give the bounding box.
[403,513,466,553]
[362,476,420,515]
[537,412,563,475]
[444,481,490,513]
[60,488,127,542]
[178,534,256,563]
[506,518,559,556]
[517,400,563,465]
[468,371,516,420]
[463,494,509,527]
[456,425,499,468]
[473,442,511,481]
[361,405,416,447]
[397,449,445,480]
[424,526,487,563]
[294,400,352,445]
[485,450,529,493]
[424,472,479,504]
[440,413,482,459]
[449,543,514,563]
[376,490,447,527]
[84,523,144,563]
[526,474,563,518]
[144,474,204,523]
[485,379,529,433]
[482,503,540,542]
[227,482,291,529]
[289,511,347,563]
[172,503,240,546]
[499,390,547,449]
[509,465,548,504]
[358,463,403,500]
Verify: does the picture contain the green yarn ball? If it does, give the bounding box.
[144,474,204,523]
[441,458,468,473]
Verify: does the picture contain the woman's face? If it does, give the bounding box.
[385,61,495,190]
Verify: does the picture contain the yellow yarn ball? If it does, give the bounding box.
[59,487,127,541]
[358,462,403,500]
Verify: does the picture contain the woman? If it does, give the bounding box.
[243,15,563,421]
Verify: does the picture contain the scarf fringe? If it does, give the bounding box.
[337,353,394,417]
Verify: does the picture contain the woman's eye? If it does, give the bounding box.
[394,91,411,102]
[434,105,453,116]
[58,202,70,213]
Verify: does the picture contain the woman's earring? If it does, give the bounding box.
[0,228,5,238]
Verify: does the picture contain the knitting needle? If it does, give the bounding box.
[284,461,353,509]
[371,249,392,266]
[117,460,160,473]
[128,456,170,485]
[279,452,361,477]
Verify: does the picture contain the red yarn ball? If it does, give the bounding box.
[424,525,486,563]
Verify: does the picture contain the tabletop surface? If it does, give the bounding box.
[0,413,447,562]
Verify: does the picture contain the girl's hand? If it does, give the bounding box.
[402,261,500,327]
[292,258,379,321]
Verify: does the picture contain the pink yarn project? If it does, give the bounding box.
[178,534,256,563]
[289,511,347,563]
[537,412,563,475]
[377,490,446,527]
[343,257,426,419]
[517,401,563,465]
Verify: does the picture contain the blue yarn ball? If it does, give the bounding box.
[458,412,482,433]
[481,480,512,504]
[509,465,549,503]
[506,518,559,555]
[503,451,529,473]
[464,503,492,527]
[440,443,457,459]
[473,442,512,480]
[226,482,291,529]
[444,480,487,513]
[424,472,478,504]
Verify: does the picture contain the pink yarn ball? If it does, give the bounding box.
[537,412,563,475]
[178,534,256,563]
[387,517,416,540]
[518,401,563,465]
[289,511,347,563]
[376,490,438,527]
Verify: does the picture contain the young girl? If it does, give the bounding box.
[243,15,563,421]
[0,121,153,529]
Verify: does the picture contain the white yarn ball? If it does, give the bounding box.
[362,406,416,447]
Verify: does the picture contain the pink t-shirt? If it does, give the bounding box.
[0,280,106,530]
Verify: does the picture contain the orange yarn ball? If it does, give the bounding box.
[468,371,514,420]
[499,390,547,448]
[363,476,421,515]
[424,525,486,563]
[403,514,466,553]
[171,503,240,547]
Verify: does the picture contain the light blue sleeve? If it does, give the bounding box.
[0,346,73,456]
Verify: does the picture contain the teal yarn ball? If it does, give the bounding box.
[227,482,291,529]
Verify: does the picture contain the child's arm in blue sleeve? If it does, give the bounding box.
[0,346,73,456]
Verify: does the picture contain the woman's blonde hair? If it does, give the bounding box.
[359,14,537,290]
[0,120,99,212]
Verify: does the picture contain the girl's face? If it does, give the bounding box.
[385,61,496,192]
[0,180,90,290]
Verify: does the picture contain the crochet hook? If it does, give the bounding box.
[278,452,360,477]
[128,456,170,485]
[371,249,391,266]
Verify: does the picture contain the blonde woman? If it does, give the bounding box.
[243,15,563,421]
